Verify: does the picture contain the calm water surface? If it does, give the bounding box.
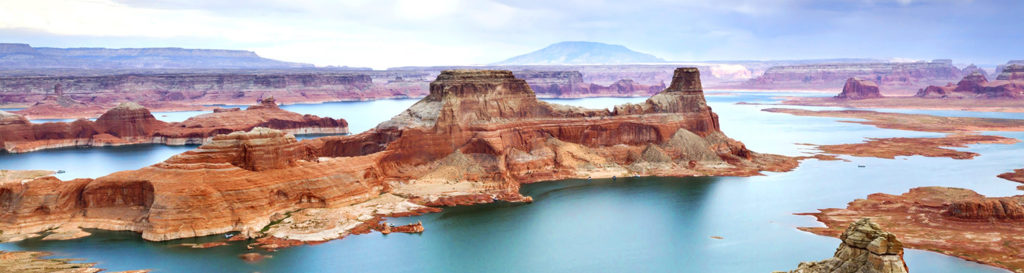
[0,92,1018,272]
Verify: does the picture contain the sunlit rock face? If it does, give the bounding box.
[781,218,908,273]
[835,78,883,100]
[0,68,796,244]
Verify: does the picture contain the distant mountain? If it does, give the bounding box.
[495,41,664,65]
[0,43,312,69]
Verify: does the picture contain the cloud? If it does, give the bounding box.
[0,0,1019,67]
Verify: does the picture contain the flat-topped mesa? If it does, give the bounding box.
[916,68,1023,98]
[161,127,317,171]
[948,197,1024,220]
[781,218,908,273]
[835,78,883,100]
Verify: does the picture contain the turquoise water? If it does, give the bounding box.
[0,92,1019,272]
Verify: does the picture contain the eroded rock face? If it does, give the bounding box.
[781,218,907,273]
[743,60,962,94]
[0,68,796,245]
[916,70,1023,99]
[835,78,883,100]
[94,102,165,138]
[997,64,1024,81]
[0,98,348,153]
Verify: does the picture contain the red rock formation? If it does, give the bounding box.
[742,60,962,94]
[0,98,348,153]
[999,168,1024,184]
[779,218,907,273]
[835,78,883,99]
[799,187,1024,272]
[0,68,796,246]
[998,64,1024,81]
[517,71,666,98]
[916,71,1023,98]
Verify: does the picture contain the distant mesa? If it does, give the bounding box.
[916,64,1023,99]
[495,41,665,65]
[0,43,312,69]
[835,78,883,100]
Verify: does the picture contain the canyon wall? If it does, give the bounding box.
[915,70,1023,99]
[0,68,797,244]
[740,60,962,94]
[0,98,348,153]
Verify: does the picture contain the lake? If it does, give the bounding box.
[0,92,1017,272]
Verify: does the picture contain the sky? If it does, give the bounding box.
[0,0,1019,69]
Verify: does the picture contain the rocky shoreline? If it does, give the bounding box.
[799,187,1024,273]
[0,68,798,247]
[0,97,348,153]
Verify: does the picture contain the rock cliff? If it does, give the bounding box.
[780,218,907,273]
[742,60,962,94]
[0,68,797,244]
[0,98,348,153]
[835,78,883,99]
[915,71,1023,99]
[517,71,666,98]
[800,187,1024,272]
[998,64,1024,81]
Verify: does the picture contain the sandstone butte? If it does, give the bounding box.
[799,187,1024,273]
[916,65,1024,99]
[0,68,798,246]
[778,64,1024,112]
[776,218,908,273]
[835,78,883,100]
[0,97,348,153]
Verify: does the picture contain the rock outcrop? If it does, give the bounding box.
[0,68,797,245]
[999,168,1024,184]
[780,218,907,273]
[799,187,1024,273]
[0,98,348,153]
[517,70,666,97]
[742,60,962,95]
[916,70,1023,98]
[835,78,883,100]
[998,64,1024,81]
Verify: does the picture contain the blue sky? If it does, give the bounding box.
[0,0,1019,68]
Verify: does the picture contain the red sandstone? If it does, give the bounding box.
[0,97,348,153]
[0,68,797,250]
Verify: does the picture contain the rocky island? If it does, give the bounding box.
[799,187,1024,273]
[0,97,348,153]
[0,68,798,245]
[778,62,1024,112]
